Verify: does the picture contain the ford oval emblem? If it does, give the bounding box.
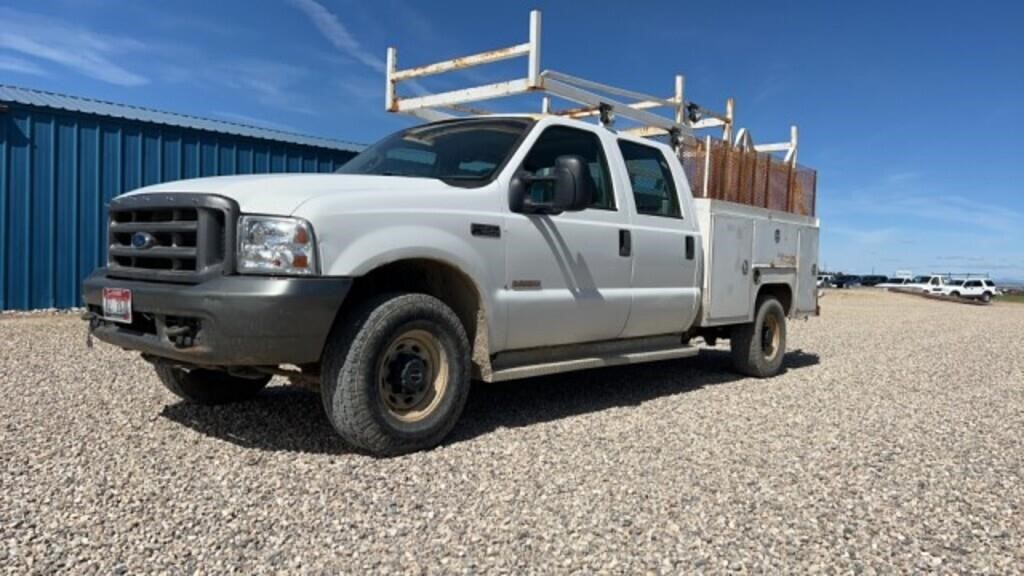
[132,232,156,249]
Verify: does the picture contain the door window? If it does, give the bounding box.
[520,126,615,210]
[617,140,681,218]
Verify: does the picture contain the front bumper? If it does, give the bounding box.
[83,269,352,367]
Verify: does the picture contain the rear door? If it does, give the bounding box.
[614,140,701,338]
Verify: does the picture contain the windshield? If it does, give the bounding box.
[337,118,533,186]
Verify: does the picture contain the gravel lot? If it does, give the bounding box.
[2,290,1023,574]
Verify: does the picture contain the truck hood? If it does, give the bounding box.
[122,174,462,215]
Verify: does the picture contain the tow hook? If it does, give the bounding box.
[81,311,99,349]
[165,324,196,349]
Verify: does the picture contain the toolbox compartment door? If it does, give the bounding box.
[796,227,819,315]
[707,214,754,322]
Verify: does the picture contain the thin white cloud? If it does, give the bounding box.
[0,7,148,86]
[287,0,430,99]
[287,0,385,71]
[831,226,899,246]
[210,59,317,115]
[213,110,299,134]
[0,54,48,77]
[827,174,1024,236]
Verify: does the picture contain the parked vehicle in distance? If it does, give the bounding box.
[858,275,888,287]
[902,274,953,294]
[80,11,820,455]
[831,274,861,289]
[943,279,1000,302]
[817,274,834,288]
[877,276,913,289]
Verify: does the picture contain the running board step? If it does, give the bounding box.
[488,346,699,382]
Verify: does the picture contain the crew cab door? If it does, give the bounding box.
[614,139,701,337]
[502,125,632,350]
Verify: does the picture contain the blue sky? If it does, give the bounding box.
[2,0,1022,280]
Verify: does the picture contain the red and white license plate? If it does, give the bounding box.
[102,287,133,324]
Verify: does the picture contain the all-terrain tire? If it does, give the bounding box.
[981,291,992,303]
[155,365,270,405]
[320,293,471,456]
[730,296,787,378]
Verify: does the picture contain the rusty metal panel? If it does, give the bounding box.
[752,154,768,208]
[678,139,815,217]
[794,165,817,217]
[768,161,791,212]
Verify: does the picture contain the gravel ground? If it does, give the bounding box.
[2,290,1023,574]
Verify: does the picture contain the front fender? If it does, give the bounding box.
[313,214,508,350]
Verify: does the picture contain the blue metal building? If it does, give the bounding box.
[0,85,362,311]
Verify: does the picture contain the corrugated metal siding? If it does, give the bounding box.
[0,103,358,311]
[0,85,362,153]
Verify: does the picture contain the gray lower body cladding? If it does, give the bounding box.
[83,269,352,367]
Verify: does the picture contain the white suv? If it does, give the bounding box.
[943,279,1000,302]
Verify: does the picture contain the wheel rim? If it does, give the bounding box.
[761,313,781,362]
[377,329,449,423]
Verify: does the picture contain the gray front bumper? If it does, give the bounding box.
[83,269,352,367]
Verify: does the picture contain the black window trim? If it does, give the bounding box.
[616,138,685,220]
[518,124,618,212]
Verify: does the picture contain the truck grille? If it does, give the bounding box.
[107,194,238,283]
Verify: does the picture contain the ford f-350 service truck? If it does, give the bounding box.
[83,11,819,455]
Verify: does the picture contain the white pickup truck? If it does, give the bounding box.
[83,114,819,455]
[83,13,819,455]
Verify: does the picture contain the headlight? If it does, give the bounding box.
[237,216,318,276]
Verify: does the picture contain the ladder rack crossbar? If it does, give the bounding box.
[390,43,532,81]
[541,70,678,109]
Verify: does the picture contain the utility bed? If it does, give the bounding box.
[695,199,819,327]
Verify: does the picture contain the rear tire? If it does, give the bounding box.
[730,296,787,378]
[320,293,471,456]
[155,365,270,405]
[981,292,992,303]
[951,291,960,298]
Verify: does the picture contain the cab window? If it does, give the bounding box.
[520,126,615,210]
[617,140,682,218]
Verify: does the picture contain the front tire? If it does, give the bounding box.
[155,364,270,405]
[320,293,471,456]
[730,296,787,378]
[950,291,961,298]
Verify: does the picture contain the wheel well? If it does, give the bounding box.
[339,259,492,379]
[757,283,793,315]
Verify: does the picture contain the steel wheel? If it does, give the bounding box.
[377,329,449,423]
[761,313,781,363]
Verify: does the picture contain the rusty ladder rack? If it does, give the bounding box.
[384,10,797,164]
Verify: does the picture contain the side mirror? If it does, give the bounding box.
[509,155,594,215]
